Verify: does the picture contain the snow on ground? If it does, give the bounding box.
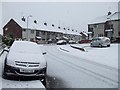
[42,45,118,88]
[58,44,118,69]
[0,48,46,89]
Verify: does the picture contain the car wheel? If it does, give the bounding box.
[90,43,93,47]
[99,44,102,48]
[40,75,46,87]
[2,59,8,79]
[2,65,8,79]
[42,76,46,86]
[107,44,110,47]
[40,68,47,86]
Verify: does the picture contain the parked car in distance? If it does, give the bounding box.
[57,40,67,45]
[90,37,110,47]
[78,39,91,44]
[68,40,76,44]
[3,41,47,82]
[48,39,52,44]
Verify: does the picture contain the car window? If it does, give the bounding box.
[97,38,101,40]
[105,39,110,42]
[92,38,96,41]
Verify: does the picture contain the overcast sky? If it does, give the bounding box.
[0,1,119,34]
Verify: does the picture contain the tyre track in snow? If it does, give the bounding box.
[51,45,118,75]
[53,45,118,75]
[59,45,118,71]
[44,45,117,72]
[43,45,118,87]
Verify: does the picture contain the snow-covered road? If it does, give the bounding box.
[61,44,118,69]
[0,44,118,89]
[41,44,118,88]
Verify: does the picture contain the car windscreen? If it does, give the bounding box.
[10,42,40,54]
[92,38,102,41]
[92,38,96,41]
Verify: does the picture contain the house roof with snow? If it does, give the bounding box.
[4,18,80,36]
[88,12,120,25]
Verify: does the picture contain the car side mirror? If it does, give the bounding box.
[3,47,9,52]
[42,52,47,55]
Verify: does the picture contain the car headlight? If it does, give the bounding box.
[6,59,16,67]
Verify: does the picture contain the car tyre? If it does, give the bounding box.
[40,75,46,87]
[107,44,110,47]
[42,76,46,87]
[2,59,8,79]
[99,44,102,48]
[39,67,47,87]
[90,43,93,47]
[2,66,8,79]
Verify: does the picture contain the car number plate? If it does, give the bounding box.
[20,69,34,73]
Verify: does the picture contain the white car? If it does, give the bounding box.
[57,40,67,45]
[90,37,111,47]
[68,40,76,44]
[3,41,47,81]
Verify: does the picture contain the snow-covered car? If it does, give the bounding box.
[68,40,76,44]
[3,41,47,81]
[90,37,111,47]
[57,40,67,45]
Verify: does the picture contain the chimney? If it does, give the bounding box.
[108,11,112,15]
[34,20,37,24]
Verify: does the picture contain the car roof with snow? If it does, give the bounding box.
[98,37,110,40]
[69,40,76,42]
[93,37,110,40]
[57,40,66,43]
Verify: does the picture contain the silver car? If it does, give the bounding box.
[2,41,47,82]
[57,40,67,45]
[90,37,111,47]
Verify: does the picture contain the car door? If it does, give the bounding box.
[95,38,100,46]
[93,38,98,46]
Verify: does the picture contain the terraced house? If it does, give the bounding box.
[3,18,81,44]
[88,12,120,42]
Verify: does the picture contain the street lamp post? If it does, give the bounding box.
[26,15,32,41]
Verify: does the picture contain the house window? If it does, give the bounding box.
[52,32,55,35]
[58,27,61,29]
[52,24,54,27]
[98,34,99,37]
[98,24,103,29]
[119,32,120,36]
[23,29,26,32]
[94,24,98,28]
[31,30,34,34]
[63,28,66,30]
[110,24,113,29]
[98,34,103,37]
[36,31,40,36]
[42,31,46,35]
[92,32,94,37]
[44,23,47,26]
[100,34,103,37]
